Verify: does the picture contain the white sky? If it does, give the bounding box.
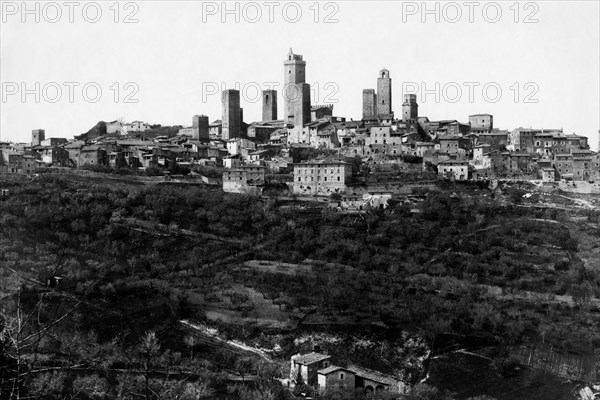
[1,0,599,149]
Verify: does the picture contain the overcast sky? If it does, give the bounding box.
[1,0,599,148]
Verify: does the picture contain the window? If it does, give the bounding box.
[340,373,345,380]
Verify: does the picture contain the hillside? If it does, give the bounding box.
[0,175,599,399]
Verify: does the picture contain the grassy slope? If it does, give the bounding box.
[1,175,599,386]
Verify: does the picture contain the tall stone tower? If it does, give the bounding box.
[284,49,311,127]
[377,69,392,117]
[222,90,241,140]
[284,48,305,86]
[192,115,209,141]
[362,89,377,119]
[402,94,418,122]
[31,129,45,146]
[262,90,278,121]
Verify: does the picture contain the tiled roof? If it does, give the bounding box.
[347,365,398,386]
[293,352,331,365]
[318,366,349,375]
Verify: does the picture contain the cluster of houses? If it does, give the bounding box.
[289,352,405,396]
[2,50,598,200]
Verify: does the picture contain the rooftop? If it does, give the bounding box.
[318,366,350,375]
[438,160,470,165]
[293,352,331,365]
[347,365,398,386]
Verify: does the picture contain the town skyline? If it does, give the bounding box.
[1,1,599,148]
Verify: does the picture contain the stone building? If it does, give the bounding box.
[438,160,470,180]
[529,132,588,157]
[31,129,45,146]
[364,126,404,148]
[438,136,462,155]
[293,160,352,196]
[209,120,222,139]
[509,128,562,153]
[476,131,508,150]
[541,168,556,181]
[31,145,69,166]
[222,165,266,194]
[311,105,334,122]
[469,114,493,134]
[313,125,340,149]
[290,353,403,395]
[40,138,67,147]
[317,366,355,394]
[7,154,37,174]
[291,119,330,146]
[79,145,108,167]
[64,141,85,167]
[572,149,593,181]
[126,121,151,133]
[554,153,573,178]
[290,353,332,386]
[247,120,285,142]
[428,120,468,138]
[506,153,536,173]
[226,138,256,156]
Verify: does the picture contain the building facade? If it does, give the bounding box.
[293,160,352,196]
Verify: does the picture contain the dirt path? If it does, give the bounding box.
[179,320,271,360]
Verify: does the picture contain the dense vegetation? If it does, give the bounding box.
[1,175,599,399]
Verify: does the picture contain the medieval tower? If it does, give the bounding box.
[222,89,241,140]
[262,90,278,121]
[362,89,377,119]
[192,115,209,140]
[31,129,45,146]
[402,94,418,122]
[284,48,311,127]
[377,69,392,117]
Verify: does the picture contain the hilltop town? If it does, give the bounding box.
[1,49,600,400]
[2,49,599,205]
